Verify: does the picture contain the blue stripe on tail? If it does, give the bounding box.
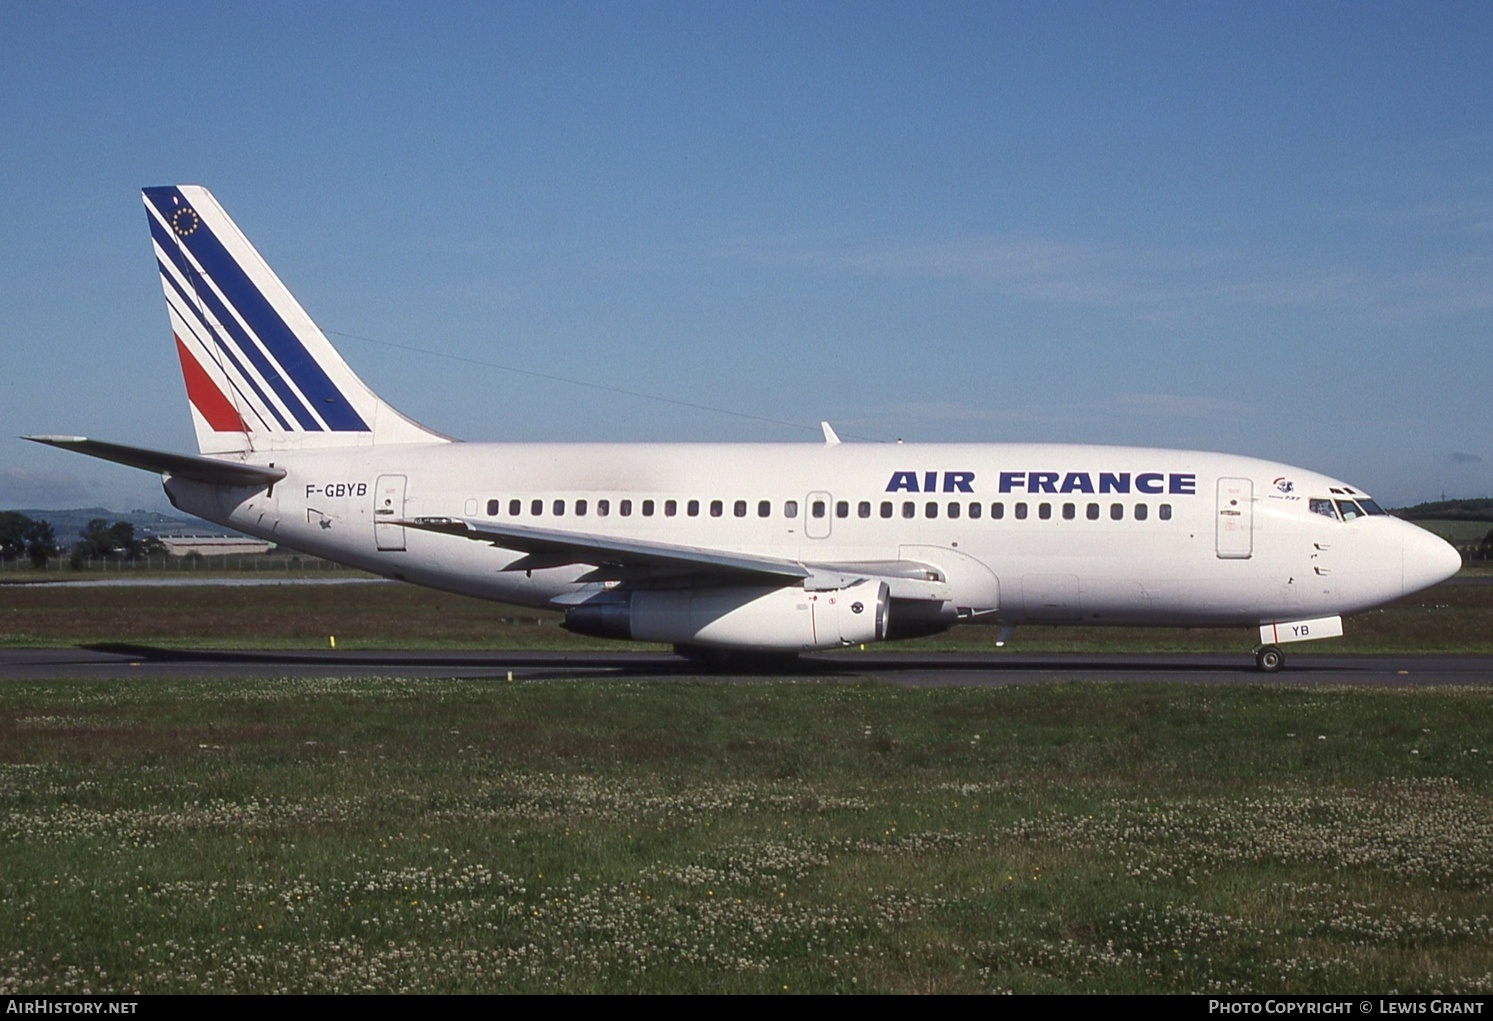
[157,257,291,432]
[144,187,369,432]
[149,212,320,430]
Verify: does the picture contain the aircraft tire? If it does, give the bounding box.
[1256,645,1284,673]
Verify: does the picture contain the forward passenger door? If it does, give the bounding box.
[1215,477,1253,559]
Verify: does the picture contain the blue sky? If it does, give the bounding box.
[2,1,1489,511]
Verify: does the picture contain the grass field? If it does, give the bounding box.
[2,677,1492,994]
[3,574,1492,993]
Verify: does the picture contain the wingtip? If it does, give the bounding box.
[22,434,89,445]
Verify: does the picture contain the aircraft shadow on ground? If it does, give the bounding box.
[78,643,1362,678]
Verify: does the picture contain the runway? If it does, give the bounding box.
[3,646,1491,686]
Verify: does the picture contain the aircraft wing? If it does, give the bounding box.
[399,516,951,599]
[400,515,814,583]
[23,436,287,487]
[403,513,949,594]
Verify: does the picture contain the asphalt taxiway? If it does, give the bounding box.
[2,647,1490,686]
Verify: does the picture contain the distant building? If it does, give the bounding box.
[155,533,273,557]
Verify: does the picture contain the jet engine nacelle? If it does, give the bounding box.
[564,580,889,651]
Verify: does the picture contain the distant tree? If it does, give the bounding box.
[0,511,32,561]
[75,518,123,561]
[24,519,58,568]
[0,512,58,567]
[1480,529,1493,561]
[1394,497,1493,521]
[73,519,165,562]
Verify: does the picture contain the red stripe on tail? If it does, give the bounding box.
[174,336,248,433]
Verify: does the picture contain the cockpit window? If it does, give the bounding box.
[1335,500,1365,521]
[1357,498,1387,516]
[1310,498,1337,520]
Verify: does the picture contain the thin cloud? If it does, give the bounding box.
[718,229,1493,322]
[881,392,1260,429]
[1106,392,1257,419]
[1205,263,1493,316]
[751,235,1182,310]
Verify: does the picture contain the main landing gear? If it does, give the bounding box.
[1255,645,1284,673]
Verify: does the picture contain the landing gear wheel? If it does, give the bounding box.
[1256,645,1284,673]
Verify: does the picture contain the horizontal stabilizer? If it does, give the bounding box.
[23,436,286,487]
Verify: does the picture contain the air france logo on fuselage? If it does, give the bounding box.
[885,470,1198,495]
[885,471,976,493]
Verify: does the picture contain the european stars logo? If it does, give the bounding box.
[171,206,199,237]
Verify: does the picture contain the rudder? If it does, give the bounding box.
[143,185,448,454]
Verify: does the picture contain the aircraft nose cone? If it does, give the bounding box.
[1403,525,1462,597]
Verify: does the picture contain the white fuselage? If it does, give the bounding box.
[41,185,1458,660]
[163,439,1459,632]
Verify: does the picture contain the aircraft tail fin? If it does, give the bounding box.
[143,185,449,454]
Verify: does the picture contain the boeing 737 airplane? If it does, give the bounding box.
[27,186,1462,671]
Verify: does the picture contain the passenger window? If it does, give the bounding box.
[710,500,723,518]
[1062,503,1075,520]
[576,499,588,516]
[758,500,771,518]
[553,499,565,516]
[1087,503,1099,520]
[948,501,960,519]
[784,500,798,518]
[1014,503,1028,520]
[687,500,699,517]
[508,499,521,516]
[1038,503,1052,520]
[665,499,677,517]
[902,502,915,519]
[835,500,849,519]
[968,502,981,519]
[858,501,871,519]
[880,501,893,519]
[992,502,1005,520]
[530,499,543,516]
[922,501,936,519]
[734,500,747,518]
[1110,503,1123,520]
[620,499,632,516]
[486,499,499,517]
[1159,504,1172,521]
[811,500,826,519]
[598,499,610,517]
[1134,503,1148,521]
[642,499,654,517]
